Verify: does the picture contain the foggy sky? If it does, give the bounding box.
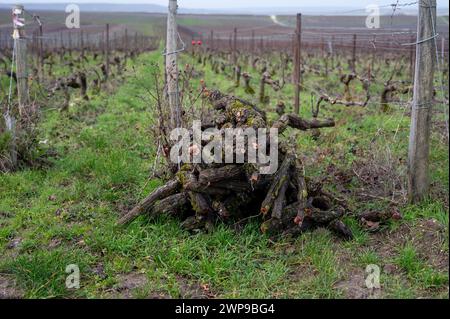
[8,0,450,9]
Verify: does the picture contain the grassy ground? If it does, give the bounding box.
[0,50,448,299]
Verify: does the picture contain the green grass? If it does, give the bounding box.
[395,243,448,289]
[0,46,448,299]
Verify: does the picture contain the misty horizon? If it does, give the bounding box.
[0,0,448,10]
[0,1,449,16]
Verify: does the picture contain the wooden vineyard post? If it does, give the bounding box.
[251,30,255,68]
[293,13,302,114]
[105,24,110,80]
[59,31,64,62]
[37,17,44,82]
[351,34,357,73]
[233,27,237,64]
[331,35,335,69]
[233,27,238,81]
[209,30,214,50]
[409,34,415,81]
[68,30,72,57]
[124,28,128,66]
[408,0,437,203]
[80,30,85,66]
[166,0,181,129]
[321,37,324,58]
[134,31,137,51]
[200,32,204,55]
